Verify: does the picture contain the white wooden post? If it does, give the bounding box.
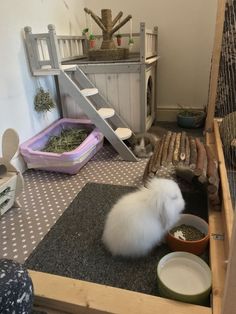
[47,24,61,69]
[24,26,41,75]
[140,22,146,63]
[222,215,236,314]
[154,26,158,123]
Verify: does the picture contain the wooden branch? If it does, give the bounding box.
[152,136,165,173]
[167,132,177,165]
[110,15,132,35]
[194,138,207,177]
[208,184,219,194]
[112,11,123,27]
[206,145,218,177]
[161,131,172,166]
[189,136,197,169]
[173,133,181,165]
[208,190,221,204]
[150,139,161,173]
[84,8,107,32]
[143,157,152,183]
[176,166,196,183]
[180,132,186,161]
[184,136,190,166]
[205,145,220,193]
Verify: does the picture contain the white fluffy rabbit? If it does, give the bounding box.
[102,178,185,257]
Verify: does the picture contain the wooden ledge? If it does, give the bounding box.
[29,270,211,314]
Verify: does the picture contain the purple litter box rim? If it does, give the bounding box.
[20,118,103,161]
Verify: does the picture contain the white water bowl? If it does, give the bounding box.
[157,252,212,305]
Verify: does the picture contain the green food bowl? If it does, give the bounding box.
[177,111,206,128]
[157,252,212,305]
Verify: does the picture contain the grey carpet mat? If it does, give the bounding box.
[25,182,208,297]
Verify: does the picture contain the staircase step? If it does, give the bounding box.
[81,88,98,97]
[115,128,132,140]
[97,108,115,119]
[61,64,77,71]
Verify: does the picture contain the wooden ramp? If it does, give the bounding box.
[59,66,138,162]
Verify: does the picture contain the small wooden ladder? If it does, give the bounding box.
[59,66,138,161]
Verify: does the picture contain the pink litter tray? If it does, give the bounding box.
[20,118,104,174]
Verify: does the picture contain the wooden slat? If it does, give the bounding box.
[222,215,236,314]
[208,206,227,314]
[206,131,227,314]
[213,119,234,256]
[205,0,226,131]
[29,270,211,314]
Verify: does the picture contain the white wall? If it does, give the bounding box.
[0,0,86,158]
[85,0,217,111]
[0,0,217,161]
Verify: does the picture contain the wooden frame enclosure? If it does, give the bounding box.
[24,1,236,312]
[27,119,234,314]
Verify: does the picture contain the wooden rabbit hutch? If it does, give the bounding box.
[23,1,236,313]
[24,21,158,133]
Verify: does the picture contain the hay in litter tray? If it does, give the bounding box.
[42,128,90,153]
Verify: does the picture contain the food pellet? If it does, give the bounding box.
[170,224,205,241]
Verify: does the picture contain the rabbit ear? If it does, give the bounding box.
[159,201,168,229]
[2,129,19,161]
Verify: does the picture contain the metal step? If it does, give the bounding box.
[97,108,115,119]
[115,128,132,140]
[81,88,98,97]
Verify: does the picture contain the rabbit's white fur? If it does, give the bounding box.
[102,178,185,257]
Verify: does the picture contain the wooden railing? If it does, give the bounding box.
[24,23,158,76]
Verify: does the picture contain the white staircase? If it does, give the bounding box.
[59,66,138,161]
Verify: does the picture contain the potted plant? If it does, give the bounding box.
[115,33,122,46]
[177,106,206,128]
[82,28,89,36]
[89,33,96,49]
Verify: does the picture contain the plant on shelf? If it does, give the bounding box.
[88,33,96,49]
[177,104,206,129]
[34,87,55,113]
[128,37,134,50]
[115,33,122,46]
[82,28,89,36]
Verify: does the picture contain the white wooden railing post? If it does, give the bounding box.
[47,24,61,69]
[24,26,41,75]
[140,22,146,64]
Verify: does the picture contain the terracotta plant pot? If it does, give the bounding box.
[116,37,122,46]
[89,39,96,49]
[166,214,210,256]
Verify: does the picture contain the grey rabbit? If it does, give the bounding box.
[131,132,159,158]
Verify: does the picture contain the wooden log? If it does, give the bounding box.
[189,136,197,169]
[194,138,207,177]
[208,190,221,204]
[205,145,220,193]
[166,132,177,165]
[208,184,219,194]
[161,131,172,166]
[184,136,190,166]
[143,156,152,183]
[152,136,165,173]
[173,133,181,165]
[206,145,218,177]
[180,132,186,161]
[149,140,161,173]
[175,166,196,183]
